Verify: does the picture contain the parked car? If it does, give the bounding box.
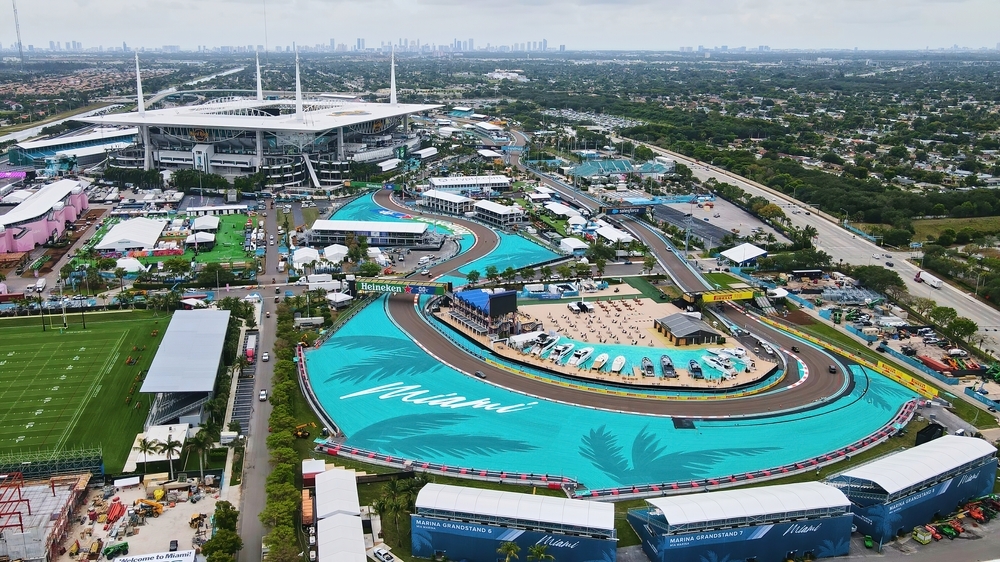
[373,549,394,562]
[262,352,270,362]
[259,390,268,401]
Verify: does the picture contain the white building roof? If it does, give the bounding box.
[415,483,615,532]
[326,293,354,304]
[477,149,503,158]
[315,469,361,519]
[413,147,439,158]
[115,257,147,273]
[720,242,768,264]
[185,232,215,244]
[95,217,168,251]
[83,99,441,134]
[15,127,138,150]
[560,237,589,250]
[185,205,248,214]
[595,225,635,244]
[836,435,998,495]
[312,219,428,235]
[534,186,555,195]
[302,459,326,475]
[452,106,473,112]
[0,179,84,227]
[475,200,521,215]
[317,514,366,562]
[192,215,220,231]
[377,158,401,171]
[527,193,551,201]
[645,482,850,527]
[544,202,582,218]
[140,310,231,393]
[474,122,504,131]
[428,175,511,187]
[421,189,473,204]
[567,216,587,226]
[54,142,133,159]
[293,247,322,266]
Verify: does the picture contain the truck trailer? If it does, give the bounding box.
[914,271,943,289]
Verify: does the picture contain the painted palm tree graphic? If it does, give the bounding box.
[350,413,538,459]
[580,425,778,485]
[322,335,442,383]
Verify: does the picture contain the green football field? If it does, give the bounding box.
[0,310,167,472]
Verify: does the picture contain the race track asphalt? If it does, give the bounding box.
[372,189,855,418]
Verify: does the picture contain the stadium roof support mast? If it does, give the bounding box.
[135,53,145,115]
[256,51,264,101]
[390,46,397,106]
[11,0,24,68]
[294,48,303,122]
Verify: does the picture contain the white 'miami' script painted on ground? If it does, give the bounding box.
[340,382,538,413]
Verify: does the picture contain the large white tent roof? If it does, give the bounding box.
[96,217,167,251]
[293,247,321,266]
[317,514,366,562]
[645,482,849,527]
[115,257,146,273]
[415,483,614,532]
[185,232,215,244]
[323,244,348,262]
[312,219,428,234]
[140,309,231,393]
[595,225,635,244]
[720,242,767,264]
[835,435,997,495]
[192,215,220,231]
[315,469,361,519]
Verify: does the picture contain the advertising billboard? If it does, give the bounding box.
[628,512,852,562]
[599,205,650,216]
[350,278,450,296]
[701,289,756,303]
[411,516,616,562]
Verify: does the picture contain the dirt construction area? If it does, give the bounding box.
[54,480,220,562]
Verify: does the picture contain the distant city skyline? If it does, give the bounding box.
[3,0,1000,52]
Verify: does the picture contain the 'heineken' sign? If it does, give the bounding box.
[353,278,450,296]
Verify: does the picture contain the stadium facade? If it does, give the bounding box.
[82,52,440,190]
[411,484,617,562]
[627,482,853,562]
[828,435,997,546]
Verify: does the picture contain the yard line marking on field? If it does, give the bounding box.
[0,340,66,435]
[53,330,129,452]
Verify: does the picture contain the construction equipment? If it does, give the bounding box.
[133,499,163,517]
[189,514,206,528]
[102,543,129,560]
[88,540,104,560]
[912,527,932,545]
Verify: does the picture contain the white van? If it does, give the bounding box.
[418,256,432,265]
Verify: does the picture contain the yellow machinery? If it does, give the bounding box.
[133,499,163,517]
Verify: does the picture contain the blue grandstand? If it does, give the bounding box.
[567,159,634,178]
[9,127,138,168]
[449,288,519,338]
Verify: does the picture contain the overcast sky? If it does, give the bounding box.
[6,0,1000,52]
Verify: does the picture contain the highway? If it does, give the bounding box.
[613,136,1000,353]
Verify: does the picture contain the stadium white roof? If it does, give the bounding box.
[720,242,767,264]
[421,189,473,204]
[317,514,366,562]
[55,142,133,159]
[312,219,428,234]
[95,217,168,251]
[140,309,231,393]
[415,483,615,532]
[0,179,84,227]
[82,99,441,134]
[645,482,850,527]
[315,469,361,519]
[15,127,137,150]
[836,435,997,495]
[475,200,521,215]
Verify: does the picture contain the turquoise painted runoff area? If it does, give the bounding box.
[438,232,560,287]
[304,298,916,490]
[333,192,456,235]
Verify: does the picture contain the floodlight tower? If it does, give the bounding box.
[11,0,25,67]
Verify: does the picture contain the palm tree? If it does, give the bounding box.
[158,437,183,480]
[527,544,554,562]
[184,430,213,482]
[133,438,159,473]
[539,266,552,280]
[114,267,127,290]
[497,541,520,562]
[594,257,607,278]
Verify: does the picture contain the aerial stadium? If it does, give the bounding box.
[82,53,440,190]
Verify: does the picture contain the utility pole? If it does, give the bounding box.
[11,0,25,68]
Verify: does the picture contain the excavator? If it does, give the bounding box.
[133,499,163,517]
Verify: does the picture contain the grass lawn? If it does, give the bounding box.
[786,317,998,429]
[912,216,1000,241]
[703,272,742,289]
[0,310,166,471]
[625,276,676,301]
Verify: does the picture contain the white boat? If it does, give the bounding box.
[731,347,748,358]
[567,347,595,367]
[610,355,627,373]
[703,356,737,378]
[591,353,609,370]
[705,348,725,356]
[532,335,558,356]
[549,343,575,363]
